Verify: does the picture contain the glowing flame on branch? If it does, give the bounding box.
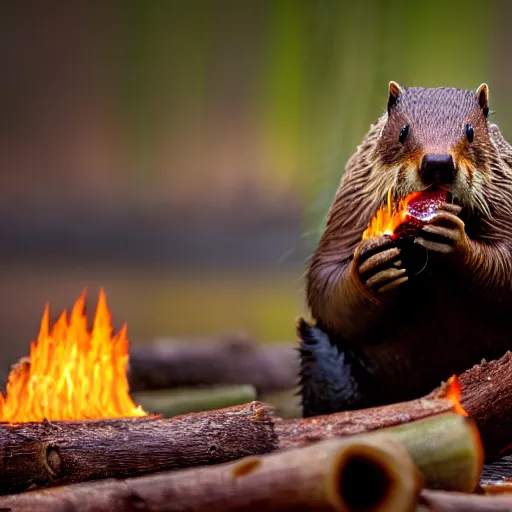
[0,290,146,423]
[445,375,467,417]
[362,189,422,240]
[362,187,447,240]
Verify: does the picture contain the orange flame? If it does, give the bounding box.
[0,290,146,423]
[362,189,422,240]
[445,375,468,417]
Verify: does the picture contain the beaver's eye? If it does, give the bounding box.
[465,123,474,143]
[398,124,409,144]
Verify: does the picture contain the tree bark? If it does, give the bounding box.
[0,355,505,498]
[128,336,299,393]
[0,436,422,512]
[457,351,512,459]
[275,395,455,449]
[0,393,462,496]
[0,401,277,495]
[0,388,465,497]
[424,350,512,460]
[282,347,512,461]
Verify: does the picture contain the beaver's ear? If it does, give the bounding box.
[387,81,403,113]
[476,83,489,117]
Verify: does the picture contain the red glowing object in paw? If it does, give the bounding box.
[363,188,447,240]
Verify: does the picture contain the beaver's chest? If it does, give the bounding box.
[354,267,511,404]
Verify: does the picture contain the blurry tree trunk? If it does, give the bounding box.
[128,336,298,393]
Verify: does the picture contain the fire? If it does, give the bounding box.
[0,290,146,423]
[362,189,422,240]
[445,375,468,417]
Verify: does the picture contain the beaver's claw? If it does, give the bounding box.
[355,236,408,294]
[415,203,470,259]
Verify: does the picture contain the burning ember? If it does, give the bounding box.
[0,290,146,423]
[445,375,468,417]
[362,188,447,240]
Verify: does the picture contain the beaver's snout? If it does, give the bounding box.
[419,153,456,187]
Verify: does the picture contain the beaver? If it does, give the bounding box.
[301,82,512,417]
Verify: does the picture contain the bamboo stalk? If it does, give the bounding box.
[0,435,422,512]
[385,413,483,492]
[279,412,483,493]
[275,396,456,449]
[259,387,302,419]
[132,384,257,416]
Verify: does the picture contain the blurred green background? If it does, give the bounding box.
[0,0,510,370]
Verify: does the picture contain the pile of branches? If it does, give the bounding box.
[1,334,512,511]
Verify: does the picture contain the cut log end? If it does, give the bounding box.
[327,435,422,512]
[0,401,278,495]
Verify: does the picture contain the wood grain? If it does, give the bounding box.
[0,401,277,495]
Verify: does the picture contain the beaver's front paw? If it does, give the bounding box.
[354,236,408,294]
[415,203,470,259]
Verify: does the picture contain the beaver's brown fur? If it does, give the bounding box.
[305,82,512,407]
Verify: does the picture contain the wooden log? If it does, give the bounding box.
[426,350,512,459]
[457,351,512,459]
[0,374,480,497]
[275,395,456,449]
[128,335,299,393]
[0,436,422,512]
[297,316,512,459]
[278,412,483,492]
[418,490,512,512]
[0,390,460,495]
[384,413,483,492]
[0,401,277,495]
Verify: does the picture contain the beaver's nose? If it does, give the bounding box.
[420,154,456,185]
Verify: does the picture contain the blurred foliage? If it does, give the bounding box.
[294,0,491,244]
[101,0,497,247]
[0,266,304,354]
[133,385,257,417]
[2,1,506,351]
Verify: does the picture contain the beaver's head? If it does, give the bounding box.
[375,82,493,215]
